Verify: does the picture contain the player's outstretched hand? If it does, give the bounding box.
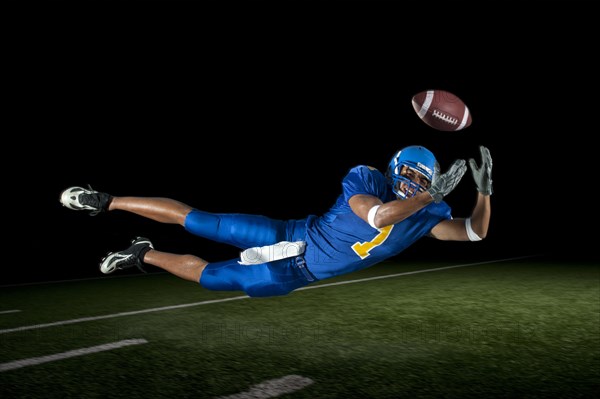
[469,145,493,195]
[427,159,467,203]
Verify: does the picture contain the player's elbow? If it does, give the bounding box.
[465,218,488,241]
[473,223,489,240]
[371,217,385,230]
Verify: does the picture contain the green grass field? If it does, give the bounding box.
[1,257,598,398]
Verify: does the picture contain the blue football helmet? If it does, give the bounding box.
[386,145,439,199]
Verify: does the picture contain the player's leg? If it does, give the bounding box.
[200,257,312,297]
[60,186,292,248]
[184,210,294,249]
[99,237,312,296]
[99,236,207,282]
[60,186,191,225]
[143,249,207,282]
[108,196,191,225]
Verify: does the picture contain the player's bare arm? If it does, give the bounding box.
[430,193,491,241]
[431,146,493,242]
[349,192,433,228]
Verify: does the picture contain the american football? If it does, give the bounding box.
[411,89,472,131]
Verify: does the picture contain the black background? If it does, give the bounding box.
[4,1,594,284]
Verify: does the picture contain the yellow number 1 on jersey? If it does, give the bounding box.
[351,225,394,259]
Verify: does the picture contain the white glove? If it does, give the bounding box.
[468,145,493,195]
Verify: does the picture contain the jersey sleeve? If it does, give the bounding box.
[341,165,388,202]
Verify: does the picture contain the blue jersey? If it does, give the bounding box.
[303,165,452,280]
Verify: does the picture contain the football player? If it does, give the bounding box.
[59,145,492,297]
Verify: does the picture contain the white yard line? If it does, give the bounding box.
[0,339,148,372]
[0,256,536,335]
[0,296,248,334]
[0,310,21,315]
[215,375,314,399]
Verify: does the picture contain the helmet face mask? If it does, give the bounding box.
[393,166,431,199]
[386,146,439,200]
